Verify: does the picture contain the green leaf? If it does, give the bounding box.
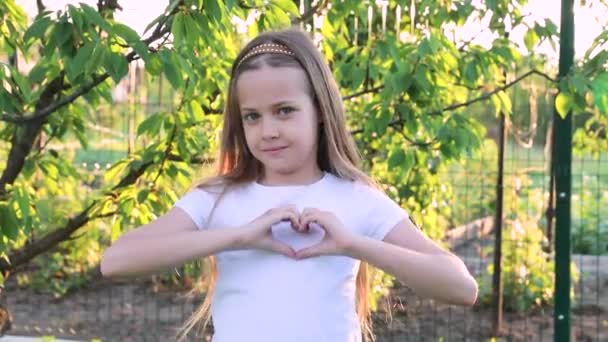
[9,66,32,103]
[591,72,608,114]
[160,50,183,89]
[273,0,300,17]
[15,188,31,233]
[490,93,502,115]
[68,5,84,31]
[268,3,294,27]
[137,112,165,136]
[188,100,205,121]
[23,16,52,44]
[112,23,141,43]
[0,203,19,240]
[388,146,406,169]
[81,4,110,31]
[555,92,573,118]
[22,159,37,179]
[132,41,151,63]
[110,216,122,242]
[206,0,223,24]
[176,135,191,157]
[464,61,478,85]
[171,13,186,46]
[543,18,558,36]
[28,60,51,84]
[497,91,512,115]
[225,0,238,11]
[40,160,59,180]
[145,54,163,76]
[571,73,589,94]
[352,67,365,90]
[414,65,431,92]
[55,21,73,47]
[74,128,89,149]
[166,164,178,178]
[72,41,96,77]
[105,52,129,83]
[104,160,129,183]
[524,28,539,52]
[137,189,150,204]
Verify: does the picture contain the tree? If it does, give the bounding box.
[0,0,606,316]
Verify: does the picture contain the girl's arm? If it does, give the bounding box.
[100,207,242,279]
[345,218,478,306]
[101,205,300,279]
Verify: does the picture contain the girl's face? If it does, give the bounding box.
[236,66,322,183]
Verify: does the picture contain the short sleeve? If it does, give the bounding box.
[363,187,409,240]
[173,188,215,230]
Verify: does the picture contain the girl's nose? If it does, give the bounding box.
[261,118,280,139]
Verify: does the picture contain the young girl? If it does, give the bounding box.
[100,28,478,342]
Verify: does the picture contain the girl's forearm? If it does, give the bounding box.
[100,228,243,279]
[345,236,478,306]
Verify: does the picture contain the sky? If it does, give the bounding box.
[14,0,608,62]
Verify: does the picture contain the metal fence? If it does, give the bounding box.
[4,50,607,342]
[4,0,607,341]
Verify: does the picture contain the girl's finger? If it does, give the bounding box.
[299,215,318,233]
[272,208,299,228]
[282,209,300,231]
[286,207,301,230]
[296,241,326,259]
[299,209,311,230]
[270,240,296,259]
[301,208,323,231]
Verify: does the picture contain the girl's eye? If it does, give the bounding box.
[278,106,295,116]
[243,112,259,122]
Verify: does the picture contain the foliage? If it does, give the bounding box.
[442,139,498,228]
[0,0,606,312]
[572,185,608,255]
[477,173,580,312]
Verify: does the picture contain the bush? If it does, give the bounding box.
[571,185,608,255]
[477,175,580,312]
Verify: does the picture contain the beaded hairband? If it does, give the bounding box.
[236,43,296,69]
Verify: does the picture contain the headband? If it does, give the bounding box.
[236,43,296,69]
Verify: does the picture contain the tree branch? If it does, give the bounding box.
[350,69,553,135]
[0,72,66,197]
[0,202,114,275]
[238,0,264,10]
[0,22,171,125]
[291,0,328,25]
[0,152,158,275]
[167,154,214,165]
[342,85,384,101]
[1,73,111,124]
[0,2,180,276]
[152,123,178,184]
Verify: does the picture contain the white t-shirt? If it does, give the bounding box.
[173,172,408,342]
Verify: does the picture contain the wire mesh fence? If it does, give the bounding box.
[4,58,607,342]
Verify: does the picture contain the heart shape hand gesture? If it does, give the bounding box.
[238,205,356,259]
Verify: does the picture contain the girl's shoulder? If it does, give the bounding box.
[321,173,390,204]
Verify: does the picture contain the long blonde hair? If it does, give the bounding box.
[176,28,379,341]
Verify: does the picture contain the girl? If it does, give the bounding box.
[100,28,478,342]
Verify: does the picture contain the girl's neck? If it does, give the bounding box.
[258,167,324,187]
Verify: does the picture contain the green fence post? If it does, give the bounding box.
[553,0,574,341]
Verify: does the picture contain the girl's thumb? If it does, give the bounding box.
[272,241,296,259]
[295,245,321,260]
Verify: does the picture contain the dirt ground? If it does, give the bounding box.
[3,238,607,342]
[3,262,606,342]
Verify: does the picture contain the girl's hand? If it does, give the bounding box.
[295,208,357,259]
[238,205,300,258]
